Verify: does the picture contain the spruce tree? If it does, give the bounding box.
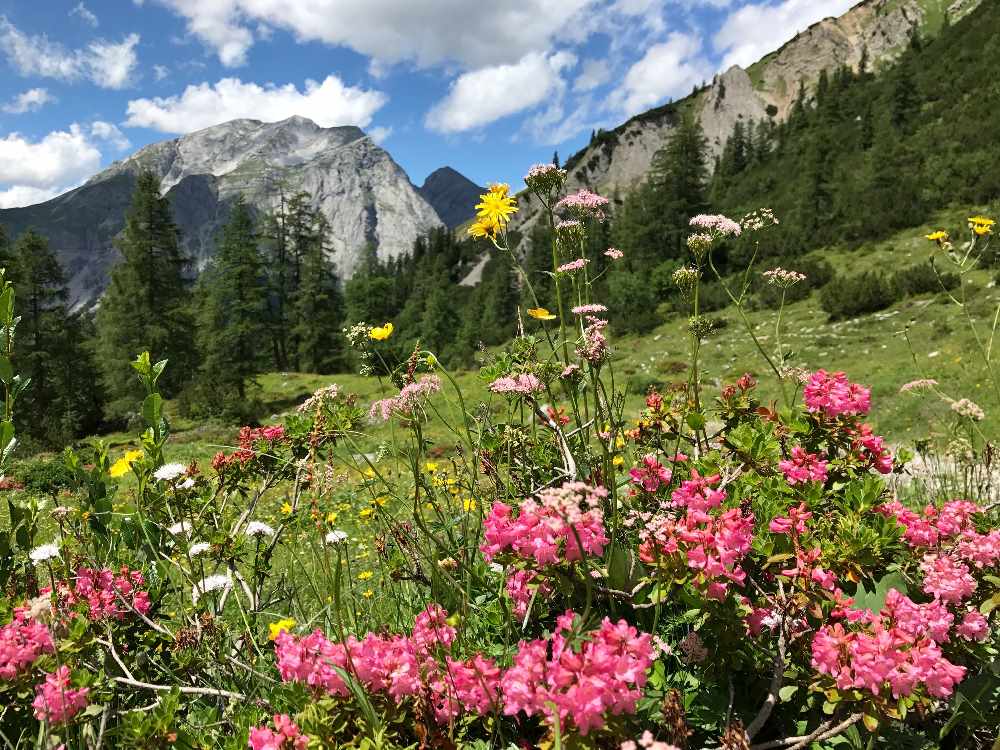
[95,170,195,419]
[193,197,269,408]
[291,213,345,373]
[649,113,709,257]
[13,230,102,445]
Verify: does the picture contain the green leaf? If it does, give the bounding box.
[686,412,706,431]
[142,393,162,428]
[980,593,1000,615]
[0,356,11,383]
[778,685,799,702]
[852,571,908,612]
[0,287,13,323]
[862,713,879,732]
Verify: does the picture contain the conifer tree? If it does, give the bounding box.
[291,213,345,373]
[13,230,102,445]
[95,170,194,419]
[193,197,269,407]
[649,113,709,256]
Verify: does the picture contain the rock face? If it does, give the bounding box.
[511,0,983,232]
[418,167,484,229]
[0,116,443,306]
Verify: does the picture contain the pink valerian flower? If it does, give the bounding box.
[274,605,501,725]
[32,666,89,724]
[576,317,609,365]
[769,502,813,536]
[899,378,938,394]
[524,163,567,191]
[811,588,967,700]
[55,566,151,622]
[778,447,829,485]
[481,482,609,565]
[506,570,553,619]
[678,632,708,664]
[555,189,611,222]
[689,214,742,237]
[571,303,608,315]
[369,375,442,422]
[852,423,893,474]
[0,607,55,680]
[500,611,653,735]
[629,454,672,493]
[920,554,977,604]
[604,247,624,260]
[248,714,309,750]
[803,370,871,418]
[956,611,990,642]
[489,373,544,396]
[557,258,589,273]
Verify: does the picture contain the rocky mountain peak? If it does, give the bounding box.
[419,167,484,229]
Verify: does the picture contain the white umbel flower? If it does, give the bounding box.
[153,463,187,481]
[325,530,348,545]
[245,521,275,538]
[188,542,211,557]
[29,543,60,563]
[192,573,232,603]
[179,478,196,490]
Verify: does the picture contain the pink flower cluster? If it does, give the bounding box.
[920,554,976,604]
[482,482,609,565]
[489,373,544,396]
[811,588,967,700]
[0,608,54,680]
[32,666,89,724]
[213,424,286,470]
[248,714,309,750]
[501,611,653,735]
[621,731,680,750]
[877,499,1000,569]
[689,214,741,237]
[778,447,828,485]
[638,471,754,599]
[852,423,893,474]
[576,316,609,364]
[571,303,607,315]
[629,454,672,493]
[803,370,871,418]
[58,566,151,621]
[506,570,553,619]
[604,247,624,260]
[369,375,442,422]
[557,258,589,273]
[275,604,500,724]
[555,189,610,222]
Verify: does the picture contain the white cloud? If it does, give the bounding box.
[153,64,170,80]
[124,75,387,133]
[613,32,712,116]
[426,51,576,133]
[91,121,132,151]
[150,0,594,69]
[0,185,63,209]
[70,2,99,27]
[0,17,140,89]
[715,0,856,69]
[0,126,101,189]
[368,126,392,144]
[574,59,611,92]
[2,88,54,114]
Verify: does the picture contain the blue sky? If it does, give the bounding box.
[0,0,855,208]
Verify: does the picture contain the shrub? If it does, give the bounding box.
[893,261,960,296]
[10,457,74,497]
[819,269,900,319]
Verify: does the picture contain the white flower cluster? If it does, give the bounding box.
[762,267,807,288]
[951,398,985,421]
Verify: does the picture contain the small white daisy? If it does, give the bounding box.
[188,542,211,557]
[245,521,275,538]
[29,543,60,564]
[192,573,232,603]
[325,530,348,545]
[168,521,191,536]
[179,478,196,490]
[153,463,187,481]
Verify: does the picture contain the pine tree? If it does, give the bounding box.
[95,170,195,419]
[649,113,709,256]
[193,197,269,408]
[291,213,345,373]
[13,230,102,445]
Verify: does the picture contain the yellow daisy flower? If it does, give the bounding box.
[268,618,295,641]
[280,502,293,515]
[474,184,518,226]
[362,590,374,599]
[357,571,373,581]
[109,450,143,478]
[527,307,557,321]
[924,230,948,242]
[369,322,394,341]
[468,215,501,239]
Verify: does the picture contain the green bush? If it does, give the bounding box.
[893,261,959,297]
[819,270,900,320]
[11,457,75,497]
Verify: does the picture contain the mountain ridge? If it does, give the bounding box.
[418,167,485,229]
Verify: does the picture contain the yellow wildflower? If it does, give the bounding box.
[613,455,625,467]
[463,497,476,512]
[357,571,373,581]
[425,462,439,472]
[109,450,143,478]
[527,307,557,321]
[326,511,337,524]
[468,215,501,239]
[474,183,518,226]
[369,322,394,341]
[362,590,374,599]
[268,618,295,641]
[973,224,992,236]
[280,502,293,515]
[358,507,374,519]
[968,216,995,229]
[924,230,948,242]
